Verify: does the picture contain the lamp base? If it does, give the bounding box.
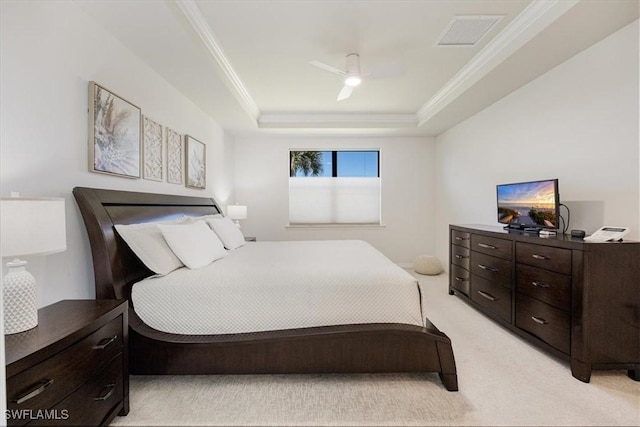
[3,259,38,334]
[234,220,241,229]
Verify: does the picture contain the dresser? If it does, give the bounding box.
[449,224,640,382]
[5,300,129,426]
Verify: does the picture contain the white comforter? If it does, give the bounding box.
[131,240,423,335]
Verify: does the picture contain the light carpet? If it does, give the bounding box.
[111,272,640,426]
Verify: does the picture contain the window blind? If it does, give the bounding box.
[289,177,381,224]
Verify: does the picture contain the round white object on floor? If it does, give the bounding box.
[414,255,443,275]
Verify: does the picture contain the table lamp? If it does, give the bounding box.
[1,197,66,334]
[227,204,247,228]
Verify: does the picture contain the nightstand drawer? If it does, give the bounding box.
[516,242,571,275]
[7,316,122,416]
[46,355,124,426]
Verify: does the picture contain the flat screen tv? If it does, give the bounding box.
[497,179,559,230]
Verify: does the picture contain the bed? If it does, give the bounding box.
[73,186,458,391]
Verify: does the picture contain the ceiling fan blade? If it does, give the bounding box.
[337,85,353,101]
[309,60,346,76]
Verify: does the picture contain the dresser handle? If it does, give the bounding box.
[12,379,54,404]
[455,236,469,241]
[477,290,497,301]
[455,276,466,282]
[531,316,549,325]
[94,384,116,401]
[454,254,468,259]
[478,264,499,273]
[93,335,118,350]
[532,254,549,260]
[478,243,497,250]
[532,281,550,288]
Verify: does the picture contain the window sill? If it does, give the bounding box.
[286,223,386,230]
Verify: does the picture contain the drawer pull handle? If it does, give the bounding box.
[532,254,549,260]
[532,281,550,288]
[531,316,549,325]
[478,243,497,250]
[93,335,118,350]
[454,254,468,259]
[455,236,469,241]
[478,264,499,273]
[12,379,54,404]
[94,384,116,401]
[477,290,497,301]
[455,276,466,282]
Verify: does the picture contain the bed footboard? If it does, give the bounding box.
[129,309,458,391]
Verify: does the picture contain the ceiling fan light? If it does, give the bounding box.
[344,75,362,87]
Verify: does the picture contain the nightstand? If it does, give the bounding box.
[244,236,257,242]
[5,299,129,426]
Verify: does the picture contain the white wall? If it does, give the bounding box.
[0,1,235,307]
[434,20,640,265]
[234,135,436,264]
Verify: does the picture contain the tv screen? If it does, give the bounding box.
[497,179,559,229]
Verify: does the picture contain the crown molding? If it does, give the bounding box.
[176,0,261,121]
[416,0,579,127]
[258,113,417,129]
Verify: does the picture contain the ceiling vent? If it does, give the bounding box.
[437,15,504,47]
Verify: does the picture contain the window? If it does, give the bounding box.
[289,150,380,224]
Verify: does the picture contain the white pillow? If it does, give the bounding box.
[206,216,246,250]
[114,218,186,276]
[158,221,227,269]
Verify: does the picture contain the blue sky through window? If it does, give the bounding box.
[291,151,378,177]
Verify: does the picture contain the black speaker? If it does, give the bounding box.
[571,229,586,238]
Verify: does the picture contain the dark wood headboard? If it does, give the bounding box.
[73,187,222,301]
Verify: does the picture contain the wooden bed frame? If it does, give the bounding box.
[73,186,458,391]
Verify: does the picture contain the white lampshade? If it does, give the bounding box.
[1,198,67,258]
[227,204,247,221]
[1,197,67,334]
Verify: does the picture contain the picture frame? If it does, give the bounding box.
[166,127,184,185]
[185,135,206,189]
[142,116,163,181]
[88,81,141,178]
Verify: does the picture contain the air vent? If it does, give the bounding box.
[437,15,504,47]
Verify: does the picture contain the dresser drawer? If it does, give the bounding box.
[451,230,470,249]
[471,234,512,261]
[45,355,124,426]
[450,264,470,296]
[516,294,570,354]
[516,242,571,275]
[471,275,512,323]
[7,316,123,415]
[471,251,512,288]
[517,264,571,310]
[451,245,470,270]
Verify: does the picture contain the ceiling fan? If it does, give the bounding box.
[308,53,377,101]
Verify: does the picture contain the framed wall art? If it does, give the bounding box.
[142,116,163,181]
[166,127,184,184]
[185,135,206,189]
[88,81,141,178]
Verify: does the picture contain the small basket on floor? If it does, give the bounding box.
[414,255,443,275]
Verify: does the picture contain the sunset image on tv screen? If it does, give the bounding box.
[497,180,557,227]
